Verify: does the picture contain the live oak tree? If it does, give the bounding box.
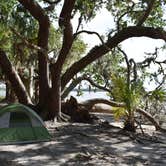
[0,0,166,124]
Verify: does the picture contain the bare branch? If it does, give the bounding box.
[74,30,111,52]
[74,30,105,45]
[75,14,83,34]
[136,108,165,131]
[117,3,135,31]
[80,98,125,110]
[54,0,75,68]
[129,59,137,83]
[117,47,131,86]
[42,0,61,5]
[84,77,111,93]
[0,49,32,104]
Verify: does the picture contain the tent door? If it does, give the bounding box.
[9,112,32,128]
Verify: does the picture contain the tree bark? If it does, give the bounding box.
[0,49,32,104]
[80,98,125,110]
[18,0,50,107]
[48,0,75,118]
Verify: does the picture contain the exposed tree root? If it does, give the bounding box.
[57,112,71,122]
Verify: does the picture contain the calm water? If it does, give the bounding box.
[0,89,5,97]
[0,89,109,101]
[69,91,109,102]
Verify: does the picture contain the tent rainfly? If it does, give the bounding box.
[0,103,51,144]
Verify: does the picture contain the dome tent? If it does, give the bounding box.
[0,103,51,144]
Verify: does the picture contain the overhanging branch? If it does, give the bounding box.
[62,26,166,89]
[74,30,105,45]
[42,0,61,5]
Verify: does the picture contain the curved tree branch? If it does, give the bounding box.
[0,49,32,104]
[42,0,61,5]
[74,30,105,46]
[62,26,166,90]
[117,47,131,87]
[136,108,165,131]
[51,0,75,72]
[80,98,125,110]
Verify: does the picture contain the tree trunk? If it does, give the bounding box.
[5,81,10,101]
[37,20,50,106]
[18,0,50,111]
[124,110,136,132]
[0,49,32,104]
[47,64,61,120]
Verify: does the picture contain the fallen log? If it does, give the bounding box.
[79,98,166,132]
[80,98,125,109]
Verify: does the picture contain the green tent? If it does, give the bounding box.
[0,103,51,144]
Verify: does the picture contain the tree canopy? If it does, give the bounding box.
[0,0,166,130]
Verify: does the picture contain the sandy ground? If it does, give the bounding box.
[0,113,166,166]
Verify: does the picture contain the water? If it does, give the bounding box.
[68,91,109,102]
[0,83,5,98]
[0,89,5,97]
[0,88,108,101]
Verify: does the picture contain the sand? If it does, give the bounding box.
[0,114,166,166]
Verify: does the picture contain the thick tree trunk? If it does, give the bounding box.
[37,20,50,106]
[45,0,75,119]
[44,65,61,120]
[0,49,32,104]
[18,0,50,111]
[18,0,75,120]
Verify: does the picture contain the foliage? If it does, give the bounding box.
[63,37,87,73]
[106,0,166,29]
[112,106,127,121]
[73,0,104,21]
[0,0,166,122]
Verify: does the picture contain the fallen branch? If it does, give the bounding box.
[80,98,125,110]
[79,98,166,132]
[136,108,166,132]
